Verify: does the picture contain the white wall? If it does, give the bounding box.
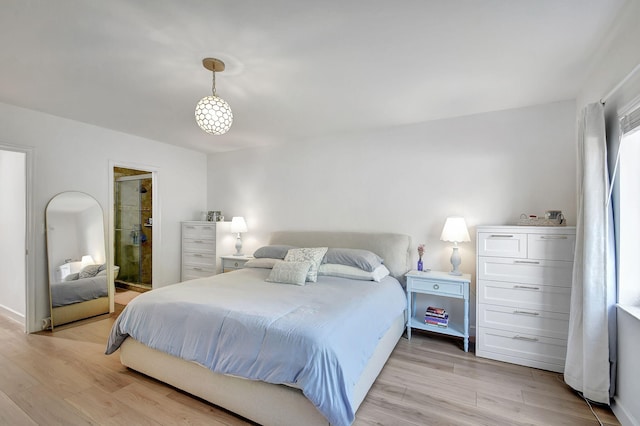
[207,100,577,290]
[0,150,26,321]
[0,101,208,332]
[576,1,640,424]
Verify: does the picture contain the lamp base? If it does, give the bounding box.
[234,234,244,256]
[449,246,463,275]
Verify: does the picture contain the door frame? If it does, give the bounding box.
[108,161,159,310]
[0,143,34,333]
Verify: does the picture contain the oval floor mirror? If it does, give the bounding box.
[46,191,110,329]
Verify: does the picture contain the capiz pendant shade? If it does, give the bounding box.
[195,58,233,135]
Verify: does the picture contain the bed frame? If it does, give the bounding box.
[118,231,412,425]
[52,296,109,327]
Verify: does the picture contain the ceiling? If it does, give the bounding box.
[0,1,626,154]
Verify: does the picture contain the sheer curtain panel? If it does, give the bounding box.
[564,102,617,404]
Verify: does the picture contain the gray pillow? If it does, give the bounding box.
[79,264,101,279]
[322,248,383,272]
[64,272,80,281]
[253,245,298,260]
[265,261,312,286]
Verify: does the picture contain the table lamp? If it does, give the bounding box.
[230,216,248,256]
[440,217,471,275]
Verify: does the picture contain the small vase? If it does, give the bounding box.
[417,258,423,271]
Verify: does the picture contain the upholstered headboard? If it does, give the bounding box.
[269,231,412,282]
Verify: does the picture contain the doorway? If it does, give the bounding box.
[0,148,27,329]
[113,167,153,292]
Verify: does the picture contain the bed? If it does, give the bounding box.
[106,231,411,425]
[50,264,118,327]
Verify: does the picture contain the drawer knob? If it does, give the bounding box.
[433,284,439,290]
[234,262,239,267]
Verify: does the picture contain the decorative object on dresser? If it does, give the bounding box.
[440,217,471,275]
[220,255,252,273]
[476,225,576,372]
[181,221,217,281]
[405,270,471,351]
[230,216,248,256]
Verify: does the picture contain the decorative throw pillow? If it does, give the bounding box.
[78,264,101,279]
[64,272,80,281]
[322,248,384,272]
[265,261,312,286]
[318,263,390,282]
[244,258,279,269]
[253,245,298,259]
[284,247,328,282]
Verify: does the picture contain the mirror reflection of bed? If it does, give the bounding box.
[46,191,112,328]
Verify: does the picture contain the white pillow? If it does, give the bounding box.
[284,247,328,282]
[318,263,390,282]
[265,261,312,286]
[244,258,279,269]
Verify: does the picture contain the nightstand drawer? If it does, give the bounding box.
[478,232,527,258]
[409,278,463,297]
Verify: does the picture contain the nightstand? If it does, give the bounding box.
[220,255,253,273]
[405,270,471,352]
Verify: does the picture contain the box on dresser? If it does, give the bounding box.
[181,221,217,281]
[476,225,576,373]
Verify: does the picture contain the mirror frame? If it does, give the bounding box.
[46,191,109,329]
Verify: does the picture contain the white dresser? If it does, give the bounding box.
[475,225,576,373]
[181,221,217,281]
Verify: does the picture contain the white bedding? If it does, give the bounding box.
[107,267,406,426]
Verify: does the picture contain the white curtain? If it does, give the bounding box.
[564,102,617,404]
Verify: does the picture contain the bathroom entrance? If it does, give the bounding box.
[114,167,152,292]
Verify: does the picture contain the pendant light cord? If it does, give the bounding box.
[211,70,217,96]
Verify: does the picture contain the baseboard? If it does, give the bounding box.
[0,304,25,326]
[612,397,640,426]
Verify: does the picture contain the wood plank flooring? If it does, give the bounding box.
[0,312,620,425]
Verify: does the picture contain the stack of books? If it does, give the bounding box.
[424,306,448,327]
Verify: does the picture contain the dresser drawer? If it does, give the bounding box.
[409,278,464,297]
[183,238,215,253]
[528,234,575,261]
[477,327,567,371]
[182,223,216,239]
[478,303,569,340]
[478,257,573,287]
[183,252,216,267]
[182,265,216,280]
[478,232,527,258]
[478,279,571,313]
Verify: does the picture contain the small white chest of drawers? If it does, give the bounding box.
[181,221,217,281]
[476,225,576,372]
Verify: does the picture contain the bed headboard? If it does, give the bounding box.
[269,231,412,282]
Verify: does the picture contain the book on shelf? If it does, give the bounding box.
[424,315,449,324]
[425,306,448,318]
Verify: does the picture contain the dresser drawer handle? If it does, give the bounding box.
[514,260,540,264]
[186,226,195,229]
[193,267,202,271]
[540,235,568,240]
[194,240,204,243]
[489,234,514,238]
[513,310,540,316]
[513,285,540,290]
[433,284,439,290]
[513,335,539,342]
[193,254,203,257]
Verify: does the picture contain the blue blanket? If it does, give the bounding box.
[106,267,406,426]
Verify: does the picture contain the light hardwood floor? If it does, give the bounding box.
[0,311,620,425]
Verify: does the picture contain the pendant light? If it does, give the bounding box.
[195,58,233,135]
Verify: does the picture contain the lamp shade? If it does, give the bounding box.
[230,216,248,233]
[440,217,471,243]
[195,95,233,135]
[81,255,95,267]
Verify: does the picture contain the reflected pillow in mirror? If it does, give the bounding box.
[64,272,80,281]
[79,264,101,279]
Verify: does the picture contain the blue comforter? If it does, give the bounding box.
[106,267,406,426]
